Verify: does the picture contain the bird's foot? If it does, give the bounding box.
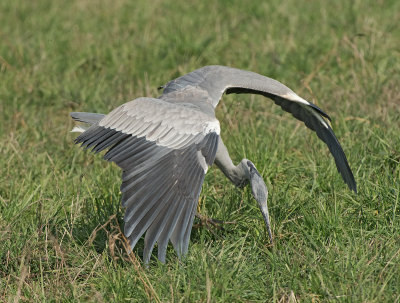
[193,213,236,233]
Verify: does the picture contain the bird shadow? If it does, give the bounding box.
[69,191,236,265]
[70,194,146,266]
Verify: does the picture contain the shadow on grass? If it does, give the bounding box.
[67,184,262,265]
[70,193,148,265]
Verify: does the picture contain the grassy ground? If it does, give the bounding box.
[1,0,399,301]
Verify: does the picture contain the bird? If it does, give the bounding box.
[70,65,357,263]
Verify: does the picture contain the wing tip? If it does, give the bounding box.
[348,180,357,194]
[308,103,332,122]
[340,162,357,194]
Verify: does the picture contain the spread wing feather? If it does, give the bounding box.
[162,65,356,192]
[99,97,220,150]
[73,97,219,262]
[273,97,355,191]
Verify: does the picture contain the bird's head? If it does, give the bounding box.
[240,159,273,244]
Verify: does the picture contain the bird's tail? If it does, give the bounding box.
[70,112,105,133]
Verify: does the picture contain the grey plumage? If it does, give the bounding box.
[70,112,105,124]
[71,65,356,263]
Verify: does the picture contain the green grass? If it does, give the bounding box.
[1,0,399,301]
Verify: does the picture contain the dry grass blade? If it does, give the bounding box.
[87,214,117,246]
[13,253,30,303]
[87,215,161,303]
[114,221,161,303]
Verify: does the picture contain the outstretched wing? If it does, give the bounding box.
[162,65,357,193]
[73,97,220,263]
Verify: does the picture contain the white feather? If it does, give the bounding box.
[70,125,88,133]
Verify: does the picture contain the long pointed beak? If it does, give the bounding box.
[247,161,273,245]
[258,197,273,245]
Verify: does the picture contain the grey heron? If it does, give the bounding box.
[71,65,357,263]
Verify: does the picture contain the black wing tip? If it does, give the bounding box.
[307,103,332,122]
[335,147,358,194]
[348,179,357,194]
[339,158,357,194]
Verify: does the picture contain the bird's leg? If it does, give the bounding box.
[194,213,236,232]
[214,138,273,244]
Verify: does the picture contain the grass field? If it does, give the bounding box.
[1,0,399,301]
